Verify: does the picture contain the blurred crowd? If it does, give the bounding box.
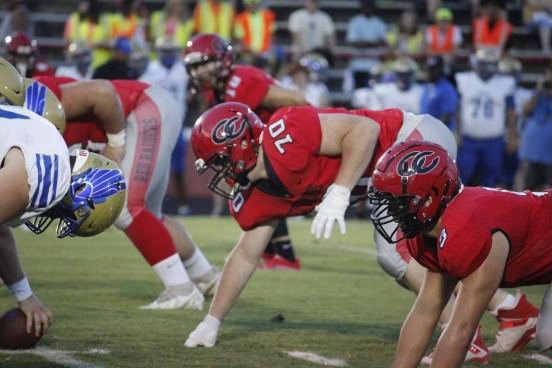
[0,0,550,212]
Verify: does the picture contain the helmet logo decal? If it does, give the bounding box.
[212,116,246,144]
[397,150,440,176]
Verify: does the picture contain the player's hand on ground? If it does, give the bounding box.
[185,315,220,348]
[311,184,351,239]
[102,145,125,167]
[18,294,53,337]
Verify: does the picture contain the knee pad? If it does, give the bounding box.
[375,233,408,281]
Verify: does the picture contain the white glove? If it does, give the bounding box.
[311,184,351,239]
[184,315,220,348]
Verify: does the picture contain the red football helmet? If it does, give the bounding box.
[367,140,461,243]
[3,32,37,76]
[192,102,264,199]
[183,33,235,90]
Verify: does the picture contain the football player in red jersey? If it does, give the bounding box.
[34,76,221,310]
[183,33,307,270]
[368,140,552,367]
[3,32,55,78]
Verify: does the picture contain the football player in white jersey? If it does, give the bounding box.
[0,58,126,337]
[372,57,423,113]
[455,47,517,186]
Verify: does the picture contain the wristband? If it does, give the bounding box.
[106,130,126,147]
[8,277,33,301]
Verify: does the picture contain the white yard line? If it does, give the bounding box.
[285,350,348,367]
[523,353,552,366]
[0,347,108,368]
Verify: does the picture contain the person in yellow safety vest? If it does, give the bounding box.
[108,0,148,50]
[150,0,194,49]
[192,0,235,41]
[63,0,112,70]
[234,0,275,55]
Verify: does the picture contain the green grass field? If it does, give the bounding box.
[1,217,550,368]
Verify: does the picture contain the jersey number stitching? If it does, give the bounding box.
[268,119,293,154]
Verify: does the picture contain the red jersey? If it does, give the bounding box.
[230,105,404,230]
[35,76,149,149]
[207,65,276,123]
[407,187,552,287]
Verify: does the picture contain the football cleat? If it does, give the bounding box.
[422,325,490,365]
[258,255,302,271]
[139,282,204,310]
[191,266,221,297]
[489,290,539,353]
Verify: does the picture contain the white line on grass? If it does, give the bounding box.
[523,353,552,365]
[0,347,108,368]
[285,350,348,367]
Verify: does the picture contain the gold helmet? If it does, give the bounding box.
[0,56,24,105]
[25,150,127,238]
[22,78,66,133]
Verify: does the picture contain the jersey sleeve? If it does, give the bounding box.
[33,76,76,99]
[226,66,274,109]
[263,106,322,175]
[230,188,291,230]
[438,214,492,280]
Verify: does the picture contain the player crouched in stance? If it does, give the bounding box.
[0,58,126,337]
[185,102,380,347]
[368,140,552,367]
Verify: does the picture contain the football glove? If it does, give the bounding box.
[184,315,220,348]
[311,184,351,239]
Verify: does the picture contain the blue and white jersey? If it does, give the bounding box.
[0,105,70,222]
[456,71,515,139]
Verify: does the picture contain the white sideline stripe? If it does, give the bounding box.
[285,350,348,367]
[523,353,552,365]
[0,347,108,368]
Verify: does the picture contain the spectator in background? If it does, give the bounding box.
[288,0,336,62]
[109,0,148,51]
[455,47,517,187]
[3,32,54,77]
[516,72,552,190]
[386,9,425,56]
[425,7,463,63]
[373,56,423,113]
[342,0,387,93]
[523,0,552,53]
[149,0,194,49]
[498,57,533,189]
[139,37,190,216]
[234,0,276,64]
[55,41,94,80]
[92,36,137,79]
[420,55,458,131]
[0,0,33,41]
[473,0,512,53]
[193,0,235,41]
[64,0,113,70]
[280,53,330,107]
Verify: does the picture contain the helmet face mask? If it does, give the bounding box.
[192,102,263,199]
[368,141,460,243]
[25,150,127,238]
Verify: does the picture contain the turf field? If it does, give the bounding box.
[1,217,550,368]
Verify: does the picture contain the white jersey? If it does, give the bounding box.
[55,65,92,80]
[352,86,381,109]
[455,71,515,139]
[373,83,423,113]
[139,60,188,120]
[0,106,71,222]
